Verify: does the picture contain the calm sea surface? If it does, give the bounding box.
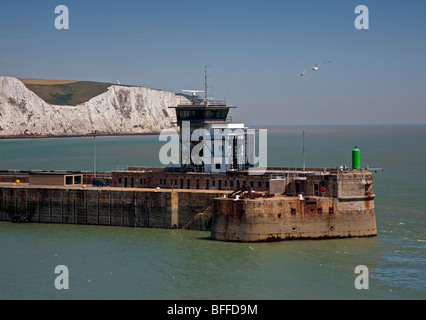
[0,125,425,299]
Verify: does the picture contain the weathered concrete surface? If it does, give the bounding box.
[0,186,228,230]
[211,195,377,242]
[182,205,214,231]
[0,171,378,242]
[211,171,378,242]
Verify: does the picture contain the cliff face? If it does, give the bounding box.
[0,76,185,137]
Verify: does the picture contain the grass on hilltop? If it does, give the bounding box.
[19,79,115,106]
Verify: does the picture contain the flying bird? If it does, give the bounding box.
[300,61,332,76]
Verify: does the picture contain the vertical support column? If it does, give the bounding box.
[171,191,179,229]
[132,193,137,227]
[109,191,112,226]
[26,189,28,219]
[86,190,88,224]
[61,191,64,223]
[97,191,100,225]
[50,190,52,223]
[146,192,150,228]
[73,190,76,223]
[38,190,41,222]
[0,188,4,221]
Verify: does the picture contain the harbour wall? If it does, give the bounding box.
[211,195,377,242]
[0,171,378,242]
[0,186,228,230]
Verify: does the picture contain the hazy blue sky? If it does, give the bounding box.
[1,0,425,126]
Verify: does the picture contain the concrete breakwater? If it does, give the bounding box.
[211,195,377,242]
[0,186,228,230]
[211,171,378,241]
[0,170,378,242]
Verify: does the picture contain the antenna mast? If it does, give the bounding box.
[303,128,306,172]
[204,65,212,104]
[205,66,208,101]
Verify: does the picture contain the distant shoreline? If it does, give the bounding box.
[0,123,424,140]
[0,132,164,140]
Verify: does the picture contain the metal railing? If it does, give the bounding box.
[177,99,227,106]
[112,165,129,172]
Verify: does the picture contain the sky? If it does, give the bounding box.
[0,0,425,126]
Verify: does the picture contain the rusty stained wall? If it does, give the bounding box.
[283,171,374,199]
[336,172,374,199]
[211,195,377,242]
[0,187,227,230]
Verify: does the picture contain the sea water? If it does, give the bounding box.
[0,125,425,299]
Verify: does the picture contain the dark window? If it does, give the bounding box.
[258,181,262,188]
[250,181,254,188]
[365,183,372,194]
[212,180,215,187]
[230,181,234,187]
[187,179,190,189]
[296,183,300,194]
[176,108,229,122]
[66,176,73,185]
[215,163,221,170]
[218,180,222,190]
[314,184,319,196]
[118,178,122,184]
[196,179,200,189]
[206,179,210,190]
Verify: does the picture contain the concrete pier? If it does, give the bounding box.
[0,170,378,242]
[211,171,378,242]
[0,184,228,230]
[211,195,377,242]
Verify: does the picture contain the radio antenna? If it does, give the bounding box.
[204,65,212,104]
[303,128,306,171]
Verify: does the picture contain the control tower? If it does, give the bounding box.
[169,93,249,174]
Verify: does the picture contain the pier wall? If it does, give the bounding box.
[211,196,377,242]
[0,186,227,230]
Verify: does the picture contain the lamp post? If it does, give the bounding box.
[302,128,305,172]
[171,161,175,192]
[93,130,97,179]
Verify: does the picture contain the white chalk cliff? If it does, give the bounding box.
[0,76,186,137]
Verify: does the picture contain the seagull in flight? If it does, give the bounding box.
[300,61,332,76]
